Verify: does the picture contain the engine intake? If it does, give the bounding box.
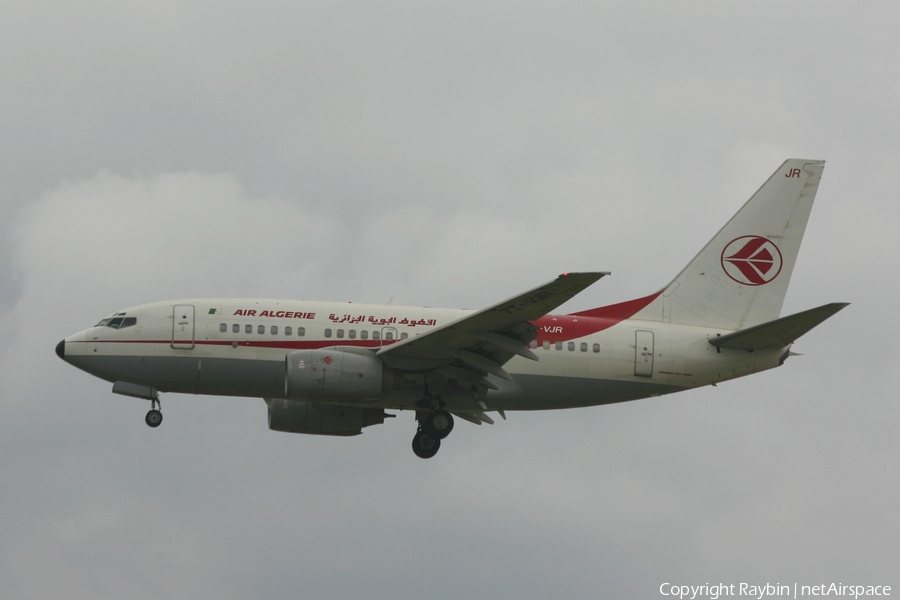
[284,349,383,401]
[268,399,385,436]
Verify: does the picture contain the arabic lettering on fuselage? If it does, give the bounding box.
[329,314,437,327]
[230,309,436,327]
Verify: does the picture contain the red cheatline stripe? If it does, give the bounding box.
[89,339,393,350]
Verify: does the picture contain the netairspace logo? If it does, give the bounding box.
[659,582,892,600]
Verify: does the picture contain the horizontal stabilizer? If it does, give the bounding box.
[709,302,848,351]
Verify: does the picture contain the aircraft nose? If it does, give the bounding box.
[56,339,65,360]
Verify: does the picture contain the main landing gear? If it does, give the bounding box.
[412,408,454,459]
[145,397,163,428]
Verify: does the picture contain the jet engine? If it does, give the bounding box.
[267,399,386,436]
[284,349,383,401]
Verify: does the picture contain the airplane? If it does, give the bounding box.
[56,159,847,458]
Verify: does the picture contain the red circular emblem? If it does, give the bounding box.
[322,355,334,365]
[720,236,783,286]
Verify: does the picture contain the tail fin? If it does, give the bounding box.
[577,159,825,330]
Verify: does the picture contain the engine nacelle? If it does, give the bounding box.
[268,399,385,436]
[284,349,383,401]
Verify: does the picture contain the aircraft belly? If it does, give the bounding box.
[500,374,683,410]
[197,357,284,397]
[67,354,200,393]
[67,354,285,398]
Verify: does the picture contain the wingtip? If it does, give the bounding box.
[558,271,611,279]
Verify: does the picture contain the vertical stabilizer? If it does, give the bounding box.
[623,159,825,330]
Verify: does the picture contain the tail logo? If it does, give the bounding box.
[721,236,783,286]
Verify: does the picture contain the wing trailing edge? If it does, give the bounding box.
[376,272,607,401]
[709,302,848,352]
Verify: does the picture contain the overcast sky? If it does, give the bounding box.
[1,2,898,598]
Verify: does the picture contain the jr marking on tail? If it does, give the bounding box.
[56,159,846,458]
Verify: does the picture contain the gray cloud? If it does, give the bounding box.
[1,2,897,598]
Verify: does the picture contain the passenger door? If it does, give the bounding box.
[171,305,195,349]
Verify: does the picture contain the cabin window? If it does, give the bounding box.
[568,342,575,351]
[542,340,550,350]
[337,329,344,339]
[233,324,240,333]
[257,325,265,334]
[297,327,305,337]
[271,326,278,335]
[555,342,562,350]
[324,329,332,338]
[580,342,588,352]
[245,324,252,334]
[372,330,381,340]
[400,332,409,340]
[592,343,600,353]
[285,326,292,336]
[220,323,227,333]
[348,330,356,339]
[360,330,368,340]
[385,331,394,341]
[530,340,538,349]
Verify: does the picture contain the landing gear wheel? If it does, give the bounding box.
[145,409,162,428]
[424,409,454,439]
[412,430,441,459]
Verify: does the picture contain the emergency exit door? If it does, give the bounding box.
[634,330,654,377]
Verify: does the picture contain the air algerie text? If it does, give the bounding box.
[233,310,316,319]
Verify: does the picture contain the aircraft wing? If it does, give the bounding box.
[709,302,849,352]
[376,272,608,385]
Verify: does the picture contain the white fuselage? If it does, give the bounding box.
[61,298,787,412]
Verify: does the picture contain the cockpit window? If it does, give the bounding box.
[95,317,137,329]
